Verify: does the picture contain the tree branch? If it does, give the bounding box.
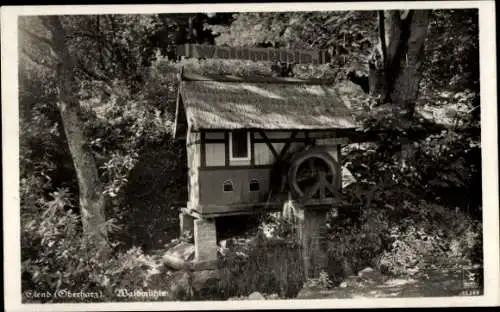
[19,27,53,47]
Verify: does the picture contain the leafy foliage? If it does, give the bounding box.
[21,188,177,303]
[421,9,479,93]
[209,11,376,70]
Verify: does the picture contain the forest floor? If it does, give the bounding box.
[296,266,482,299]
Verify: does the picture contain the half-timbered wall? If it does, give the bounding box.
[203,130,312,167]
[201,130,343,171]
[188,129,346,214]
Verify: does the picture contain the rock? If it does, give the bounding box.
[358,267,386,284]
[164,241,195,261]
[339,281,348,288]
[248,291,265,300]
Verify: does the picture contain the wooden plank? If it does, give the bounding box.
[224,131,229,166]
[253,138,307,143]
[199,165,272,171]
[191,204,284,218]
[177,44,329,64]
[199,127,357,133]
[337,144,342,188]
[250,132,255,166]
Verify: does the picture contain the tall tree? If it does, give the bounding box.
[367,10,431,115]
[20,16,108,246]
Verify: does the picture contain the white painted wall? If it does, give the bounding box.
[205,143,225,166]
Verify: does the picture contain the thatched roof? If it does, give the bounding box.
[175,71,358,136]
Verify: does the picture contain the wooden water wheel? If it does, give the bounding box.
[287,147,340,202]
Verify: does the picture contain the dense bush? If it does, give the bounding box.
[81,79,186,250]
[325,183,483,281]
[21,188,175,303]
[377,200,482,277]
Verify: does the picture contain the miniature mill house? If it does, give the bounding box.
[167,44,359,277]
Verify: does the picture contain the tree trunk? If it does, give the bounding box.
[43,16,108,246]
[368,10,430,116]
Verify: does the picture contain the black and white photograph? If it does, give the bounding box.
[2,1,499,311]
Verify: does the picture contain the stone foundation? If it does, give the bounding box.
[194,218,218,262]
[301,208,329,279]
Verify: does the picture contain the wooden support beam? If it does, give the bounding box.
[250,131,255,166]
[224,131,230,166]
[200,131,206,168]
[337,144,342,188]
[277,131,298,161]
[258,130,279,160]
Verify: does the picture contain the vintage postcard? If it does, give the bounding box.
[2,1,499,311]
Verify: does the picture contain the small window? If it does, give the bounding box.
[223,180,234,192]
[230,131,250,160]
[249,179,260,192]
